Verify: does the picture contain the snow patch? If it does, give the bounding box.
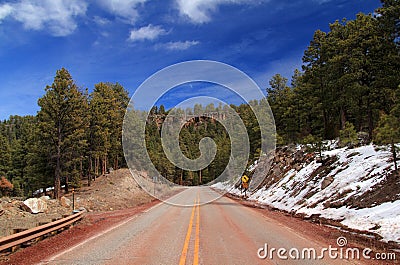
[212,144,400,243]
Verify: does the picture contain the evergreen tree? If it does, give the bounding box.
[299,29,328,139]
[8,116,36,195]
[339,122,358,148]
[267,74,297,143]
[109,83,130,169]
[25,120,53,196]
[374,112,400,170]
[88,82,129,181]
[376,0,400,47]
[159,105,166,115]
[37,68,88,199]
[0,134,11,176]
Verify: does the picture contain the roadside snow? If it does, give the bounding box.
[212,144,400,243]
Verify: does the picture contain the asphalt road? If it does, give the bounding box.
[39,187,363,265]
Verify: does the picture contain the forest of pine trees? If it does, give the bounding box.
[139,102,263,186]
[268,1,400,145]
[0,69,129,199]
[0,1,399,198]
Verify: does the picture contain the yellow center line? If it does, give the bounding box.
[193,194,200,265]
[179,198,197,265]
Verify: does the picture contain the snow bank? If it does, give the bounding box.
[213,144,400,243]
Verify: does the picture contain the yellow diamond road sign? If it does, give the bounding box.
[241,175,249,183]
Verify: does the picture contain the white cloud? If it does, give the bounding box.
[97,0,147,24]
[128,24,167,42]
[0,0,87,36]
[175,0,254,24]
[0,4,12,21]
[162,40,200,50]
[93,16,111,26]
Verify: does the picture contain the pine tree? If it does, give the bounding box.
[0,134,11,176]
[267,74,297,143]
[10,116,37,195]
[109,83,129,170]
[299,29,329,139]
[159,105,166,115]
[88,82,128,180]
[25,120,53,196]
[377,0,400,47]
[339,122,358,148]
[37,68,88,199]
[374,112,400,170]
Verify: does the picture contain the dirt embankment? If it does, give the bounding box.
[64,168,154,212]
[255,145,400,209]
[0,169,154,238]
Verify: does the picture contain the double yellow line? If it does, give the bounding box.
[179,195,200,265]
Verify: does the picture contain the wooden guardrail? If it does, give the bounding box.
[0,211,83,253]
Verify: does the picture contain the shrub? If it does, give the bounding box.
[0,176,13,196]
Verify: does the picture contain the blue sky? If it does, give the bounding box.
[0,0,381,119]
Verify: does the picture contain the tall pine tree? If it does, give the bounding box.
[37,68,88,199]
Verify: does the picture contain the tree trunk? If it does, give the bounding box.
[368,107,374,141]
[95,156,99,177]
[80,157,83,180]
[89,131,93,186]
[65,173,69,194]
[340,106,347,130]
[88,156,92,187]
[199,169,202,185]
[102,155,107,175]
[54,135,61,200]
[114,157,118,170]
[323,109,328,139]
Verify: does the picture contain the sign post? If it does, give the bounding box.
[71,188,75,211]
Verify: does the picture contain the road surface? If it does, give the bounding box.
[39,187,364,265]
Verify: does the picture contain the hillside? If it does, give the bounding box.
[0,169,154,237]
[64,169,154,212]
[213,143,400,244]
